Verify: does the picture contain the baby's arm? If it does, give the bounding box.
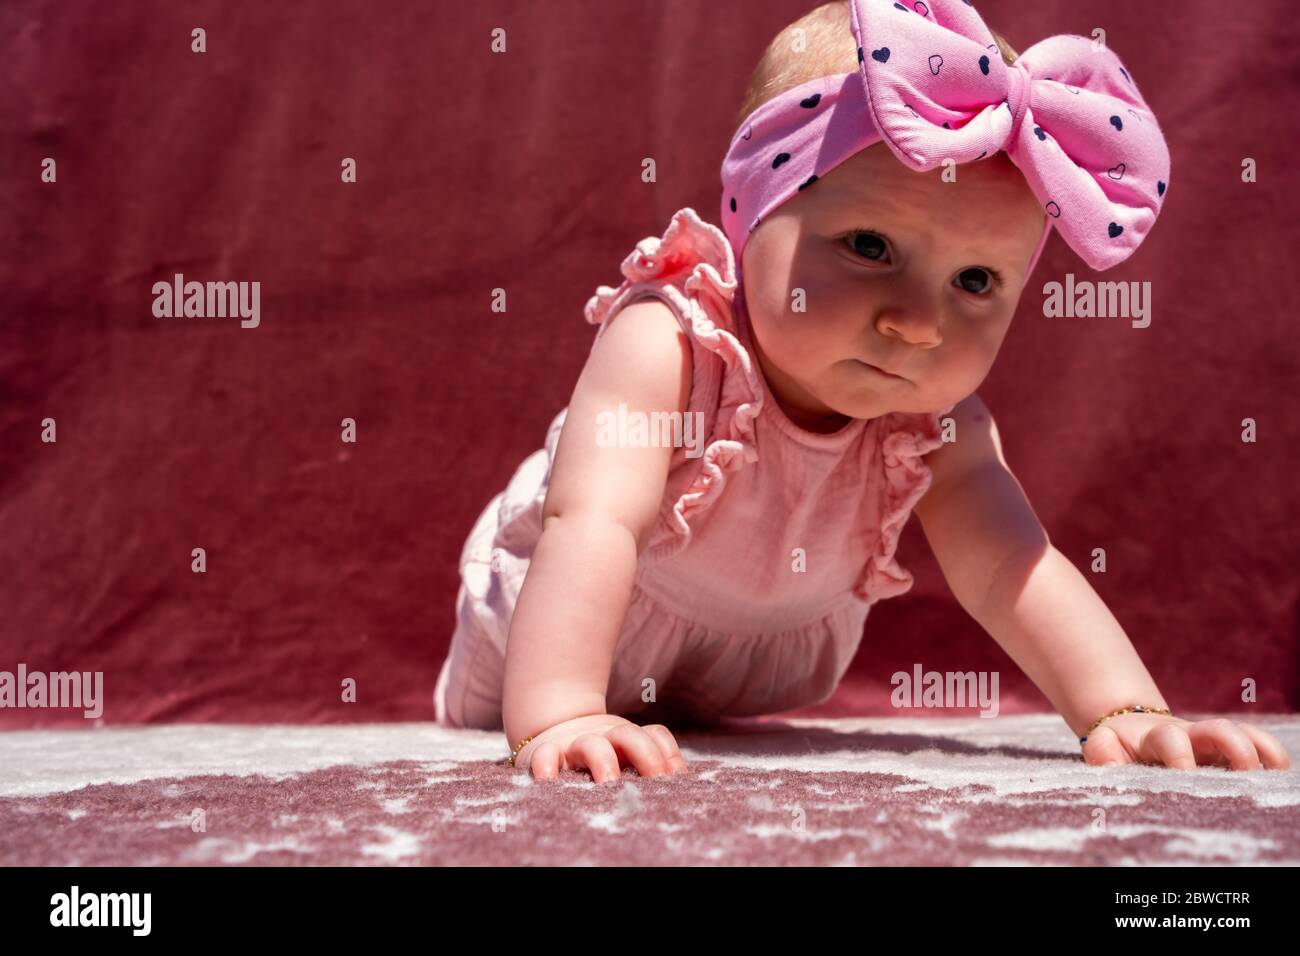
[501,297,693,777]
[914,394,1290,770]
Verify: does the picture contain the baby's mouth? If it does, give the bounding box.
[851,358,908,382]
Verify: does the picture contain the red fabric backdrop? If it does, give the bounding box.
[2,0,1297,727]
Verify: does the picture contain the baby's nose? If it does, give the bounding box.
[875,306,942,347]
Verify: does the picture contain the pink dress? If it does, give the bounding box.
[434,207,952,730]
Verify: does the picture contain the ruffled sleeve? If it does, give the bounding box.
[582,207,764,563]
[855,405,955,606]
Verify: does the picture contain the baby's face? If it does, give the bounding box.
[741,143,1046,431]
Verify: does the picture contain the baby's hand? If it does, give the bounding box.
[1081,714,1291,770]
[512,714,690,783]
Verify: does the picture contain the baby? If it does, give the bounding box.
[434,0,1291,781]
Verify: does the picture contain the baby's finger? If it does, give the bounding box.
[526,740,563,781]
[1236,722,1291,770]
[641,724,690,773]
[1081,724,1128,766]
[605,724,670,778]
[568,733,622,784]
[1186,718,1262,770]
[1137,722,1196,769]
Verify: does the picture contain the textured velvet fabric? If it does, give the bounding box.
[1,1,1295,726]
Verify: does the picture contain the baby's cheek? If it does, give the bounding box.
[743,268,787,330]
[932,336,1001,401]
[970,305,1018,360]
[915,340,977,400]
[777,309,843,369]
[749,284,814,351]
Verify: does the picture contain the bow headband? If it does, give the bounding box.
[720,0,1171,276]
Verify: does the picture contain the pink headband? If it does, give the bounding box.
[720,0,1171,278]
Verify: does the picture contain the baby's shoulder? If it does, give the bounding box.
[914,392,1011,515]
[579,295,694,418]
[583,207,738,335]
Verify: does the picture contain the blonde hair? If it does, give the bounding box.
[733,0,1019,132]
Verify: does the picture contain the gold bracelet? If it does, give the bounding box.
[1078,704,1172,745]
[506,735,534,768]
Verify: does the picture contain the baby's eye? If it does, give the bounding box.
[954,267,997,295]
[846,230,890,262]
[845,231,1002,295]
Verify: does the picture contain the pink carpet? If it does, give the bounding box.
[3,715,1297,866]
